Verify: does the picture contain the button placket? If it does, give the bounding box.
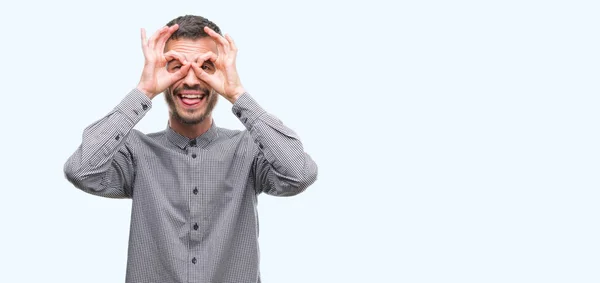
[189,146,199,159]
[190,187,203,242]
[190,185,200,270]
[188,148,203,273]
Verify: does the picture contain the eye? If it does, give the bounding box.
[200,61,215,74]
[167,60,183,73]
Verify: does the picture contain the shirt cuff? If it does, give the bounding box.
[116,88,153,124]
[231,92,266,129]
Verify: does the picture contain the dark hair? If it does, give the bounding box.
[166,15,222,41]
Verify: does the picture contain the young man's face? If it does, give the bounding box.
[164,37,219,125]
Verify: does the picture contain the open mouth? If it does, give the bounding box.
[178,93,207,107]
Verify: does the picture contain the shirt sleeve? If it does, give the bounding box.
[232,93,318,196]
[63,89,152,198]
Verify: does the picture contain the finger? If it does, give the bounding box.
[204,26,229,49]
[140,28,148,55]
[167,24,179,34]
[164,50,188,65]
[198,51,218,64]
[190,62,203,77]
[195,52,219,74]
[224,34,238,52]
[158,24,179,52]
[148,26,168,49]
[155,26,171,47]
[191,62,219,86]
[170,63,192,82]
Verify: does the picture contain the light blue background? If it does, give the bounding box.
[0,0,598,282]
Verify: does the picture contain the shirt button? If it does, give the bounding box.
[236,111,241,117]
[193,223,199,230]
[115,135,120,141]
[192,154,197,158]
[189,139,196,146]
[259,143,264,149]
[193,187,198,195]
[192,257,197,264]
[142,104,148,110]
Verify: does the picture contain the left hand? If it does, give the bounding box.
[192,26,245,103]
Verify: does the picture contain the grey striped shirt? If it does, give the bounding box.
[64,89,318,283]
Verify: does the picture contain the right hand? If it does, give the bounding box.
[137,24,190,99]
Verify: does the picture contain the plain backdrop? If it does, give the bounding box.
[0,0,598,282]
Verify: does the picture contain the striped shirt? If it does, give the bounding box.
[64,89,318,283]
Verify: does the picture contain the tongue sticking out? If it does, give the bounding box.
[181,97,202,106]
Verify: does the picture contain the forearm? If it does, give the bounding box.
[64,89,150,198]
[233,93,318,195]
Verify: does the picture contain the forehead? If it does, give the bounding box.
[165,37,217,61]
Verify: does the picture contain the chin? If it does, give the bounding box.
[173,113,203,125]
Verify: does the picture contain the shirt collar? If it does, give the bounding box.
[166,120,218,150]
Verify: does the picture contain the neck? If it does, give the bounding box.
[169,115,213,139]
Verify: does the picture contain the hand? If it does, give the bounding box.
[191,26,245,103]
[137,24,191,99]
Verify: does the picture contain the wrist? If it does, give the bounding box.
[227,87,246,104]
[136,85,156,99]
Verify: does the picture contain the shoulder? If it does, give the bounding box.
[145,128,167,139]
[217,126,247,139]
[212,126,258,158]
[123,128,167,146]
[214,126,255,150]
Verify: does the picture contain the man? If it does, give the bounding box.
[64,15,318,283]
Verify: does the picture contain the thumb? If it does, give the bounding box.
[170,63,192,82]
[192,63,220,89]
